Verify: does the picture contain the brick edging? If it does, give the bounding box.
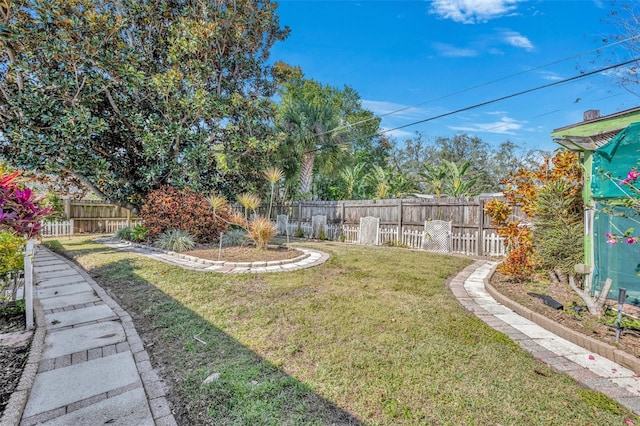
[0,283,47,426]
[483,263,640,374]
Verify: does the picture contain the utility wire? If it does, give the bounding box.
[377,57,640,135]
[322,34,640,136]
[309,57,640,153]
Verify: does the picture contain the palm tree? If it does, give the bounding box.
[264,167,284,220]
[420,163,448,197]
[442,160,478,196]
[339,163,365,199]
[277,101,345,199]
[367,165,390,200]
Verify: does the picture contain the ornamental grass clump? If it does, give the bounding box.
[114,226,132,240]
[208,194,276,249]
[155,229,196,252]
[248,216,276,249]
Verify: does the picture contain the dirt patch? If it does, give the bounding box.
[185,245,301,263]
[490,272,640,358]
[0,307,31,417]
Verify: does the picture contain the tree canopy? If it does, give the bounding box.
[0,0,289,210]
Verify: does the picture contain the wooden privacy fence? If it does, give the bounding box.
[266,196,516,256]
[61,199,138,234]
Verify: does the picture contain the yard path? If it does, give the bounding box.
[451,260,640,415]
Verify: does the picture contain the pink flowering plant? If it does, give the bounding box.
[598,167,640,246]
[0,170,52,238]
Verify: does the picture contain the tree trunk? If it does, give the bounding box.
[569,275,613,316]
[299,151,315,199]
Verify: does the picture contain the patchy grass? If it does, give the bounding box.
[45,237,639,425]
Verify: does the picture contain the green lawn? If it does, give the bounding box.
[45,237,638,425]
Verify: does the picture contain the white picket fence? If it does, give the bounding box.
[39,219,141,237]
[285,222,342,240]
[40,220,75,237]
[339,225,506,256]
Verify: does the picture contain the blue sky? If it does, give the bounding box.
[270,0,640,152]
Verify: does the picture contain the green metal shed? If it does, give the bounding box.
[553,107,640,304]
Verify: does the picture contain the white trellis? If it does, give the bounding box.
[423,220,451,253]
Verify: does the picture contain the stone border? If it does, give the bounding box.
[1,282,46,426]
[113,239,310,267]
[484,263,640,375]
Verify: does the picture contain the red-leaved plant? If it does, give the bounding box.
[0,170,52,238]
[140,186,231,244]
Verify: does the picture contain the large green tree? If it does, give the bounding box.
[0,0,289,210]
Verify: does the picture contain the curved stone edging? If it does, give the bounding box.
[484,263,640,374]
[0,264,47,426]
[97,238,329,273]
[138,243,311,268]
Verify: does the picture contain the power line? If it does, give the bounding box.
[324,34,640,136]
[376,57,640,136]
[309,57,639,153]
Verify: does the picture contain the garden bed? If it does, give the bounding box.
[185,245,300,263]
[490,271,640,358]
[0,302,31,417]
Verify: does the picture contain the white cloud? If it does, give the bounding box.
[430,0,522,24]
[361,100,429,120]
[537,70,563,81]
[432,42,478,57]
[500,30,534,50]
[380,127,415,139]
[449,116,525,135]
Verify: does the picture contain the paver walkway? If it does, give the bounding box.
[15,246,176,426]
[451,260,640,415]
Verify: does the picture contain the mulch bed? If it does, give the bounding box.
[185,245,301,263]
[490,271,640,358]
[0,308,30,417]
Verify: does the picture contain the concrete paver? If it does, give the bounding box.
[43,321,126,358]
[44,304,117,329]
[36,282,93,299]
[36,275,87,288]
[39,388,154,426]
[23,352,140,417]
[38,292,100,311]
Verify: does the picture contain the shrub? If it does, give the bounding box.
[248,216,276,249]
[221,228,249,247]
[0,231,25,278]
[0,170,52,237]
[155,229,196,252]
[141,186,230,244]
[0,231,26,304]
[114,226,132,240]
[130,224,148,243]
